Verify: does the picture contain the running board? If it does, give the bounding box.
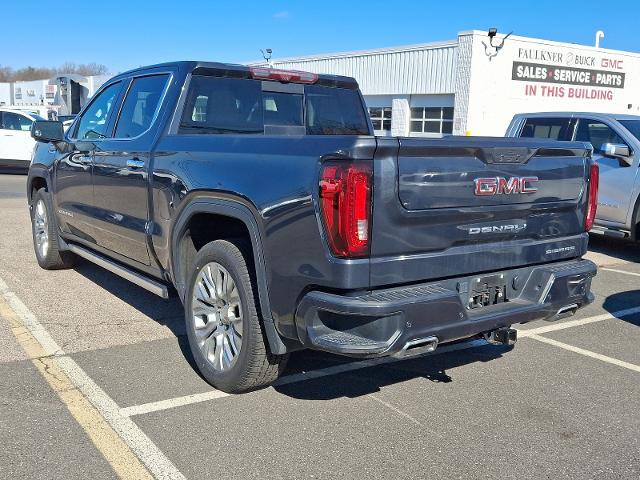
[67,244,169,299]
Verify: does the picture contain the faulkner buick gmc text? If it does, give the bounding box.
[27,62,598,392]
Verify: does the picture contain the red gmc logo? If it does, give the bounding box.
[474,177,539,196]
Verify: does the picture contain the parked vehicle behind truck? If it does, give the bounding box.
[0,108,45,171]
[28,62,598,392]
[507,112,640,240]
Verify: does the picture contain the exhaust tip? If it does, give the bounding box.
[556,304,579,318]
[394,336,438,358]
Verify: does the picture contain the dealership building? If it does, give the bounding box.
[252,30,640,137]
[2,30,639,134]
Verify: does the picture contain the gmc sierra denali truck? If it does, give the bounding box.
[28,62,598,393]
[507,112,640,241]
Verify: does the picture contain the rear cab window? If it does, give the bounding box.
[179,75,370,135]
[519,117,574,141]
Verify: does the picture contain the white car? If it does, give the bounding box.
[0,108,45,171]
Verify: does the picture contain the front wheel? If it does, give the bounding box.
[184,240,288,393]
[30,188,75,270]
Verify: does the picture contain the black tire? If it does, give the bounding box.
[30,188,75,270]
[184,239,288,393]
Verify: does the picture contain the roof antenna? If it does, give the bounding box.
[260,48,273,67]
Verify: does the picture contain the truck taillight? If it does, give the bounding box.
[585,160,599,232]
[319,162,372,258]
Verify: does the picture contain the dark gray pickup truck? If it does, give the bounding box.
[27,61,598,392]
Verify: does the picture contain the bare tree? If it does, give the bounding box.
[0,62,110,82]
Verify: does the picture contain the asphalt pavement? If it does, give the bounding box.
[0,173,638,479]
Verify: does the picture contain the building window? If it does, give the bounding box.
[368,107,391,131]
[410,107,453,134]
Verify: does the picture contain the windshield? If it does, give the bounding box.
[619,120,640,141]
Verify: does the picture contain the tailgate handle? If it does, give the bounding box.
[485,147,534,165]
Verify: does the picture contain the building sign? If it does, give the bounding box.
[512,62,625,88]
[14,87,21,99]
[46,84,55,99]
[511,47,626,102]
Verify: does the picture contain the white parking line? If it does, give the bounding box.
[0,277,186,480]
[528,334,640,373]
[518,305,640,337]
[120,305,640,416]
[367,394,424,428]
[121,339,490,416]
[120,390,230,417]
[601,268,640,278]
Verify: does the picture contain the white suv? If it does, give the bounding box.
[0,108,45,171]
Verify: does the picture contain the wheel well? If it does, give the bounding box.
[632,195,640,241]
[29,177,47,202]
[177,213,255,288]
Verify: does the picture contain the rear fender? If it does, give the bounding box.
[170,196,289,355]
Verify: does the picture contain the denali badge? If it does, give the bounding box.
[468,223,527,235]
[474,176,539,196]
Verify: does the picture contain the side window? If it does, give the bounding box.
[180,76,263,134]
[74,82,122,140]
[114,74,169,138]
[2,112,33,131]
[520,118,572,140]
[574,120,625,154]
[305,85,369,135]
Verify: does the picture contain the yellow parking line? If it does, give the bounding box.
[0,300,153,480]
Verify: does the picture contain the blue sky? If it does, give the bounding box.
[4,0,639,73]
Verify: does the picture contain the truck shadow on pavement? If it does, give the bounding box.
[588,235,640,265]
[71,259,203,371]
[72,258,513,398]
[274,344,513,400]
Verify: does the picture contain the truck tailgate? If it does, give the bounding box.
[370,137,592,287]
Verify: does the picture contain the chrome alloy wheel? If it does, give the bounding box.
[33,199,49,258]
[191,262,243,371]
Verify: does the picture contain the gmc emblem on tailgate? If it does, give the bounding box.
[474,177,539,196]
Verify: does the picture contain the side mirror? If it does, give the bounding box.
[602,143,632,166]
[31,120,65,143]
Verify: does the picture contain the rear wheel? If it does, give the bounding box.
[184,240,288,393]
[30,188,75,270]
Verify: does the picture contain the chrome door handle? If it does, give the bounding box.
[126,158,145,169]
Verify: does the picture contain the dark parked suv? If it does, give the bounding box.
[28,62,598,392]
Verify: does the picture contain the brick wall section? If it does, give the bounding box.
[391,98,410,137]
[453,33,474,135]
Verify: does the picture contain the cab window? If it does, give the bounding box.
[114,74,169,138]
[74,82,122,140]
[574,119,626,154]
[520,117,573,140]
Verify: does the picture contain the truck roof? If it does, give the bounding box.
[112,60,360,89]
[513,111,640,122]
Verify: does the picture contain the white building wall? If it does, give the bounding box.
[463,31,640,136]
[256,41,458,95]
[13,79,49,106]
[87,75,110,96]
[0,83,10,105]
